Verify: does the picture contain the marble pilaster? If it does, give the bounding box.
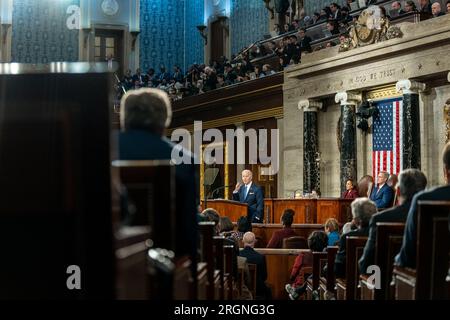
[396,79,426,169]
[335,91,361,193]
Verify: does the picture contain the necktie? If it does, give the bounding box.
[244,185,249,199]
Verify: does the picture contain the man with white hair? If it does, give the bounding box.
[239,232,270,299]
[233,170,264,223]
[334,198,377,278]
[370,171,394,209]
[118,88,198,272]
[431,2,445,17]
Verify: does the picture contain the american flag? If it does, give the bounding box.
[372,98,403,179]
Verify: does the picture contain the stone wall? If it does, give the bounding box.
[281,15,450,196]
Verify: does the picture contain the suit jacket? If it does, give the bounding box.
[395,185,450,268]
[239,246,267,297]
[232,183,264,222]
[370,183,394,209]
[334,227,369,278]
[359,201,411,274]
[266,227,298,248]
[118,130,198,262]
[342,188,359,199]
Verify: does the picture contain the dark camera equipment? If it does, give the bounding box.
[356,100,379,133]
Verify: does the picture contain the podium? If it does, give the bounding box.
[200,199,248,222]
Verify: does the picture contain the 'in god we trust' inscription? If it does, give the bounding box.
[353,68,396,84]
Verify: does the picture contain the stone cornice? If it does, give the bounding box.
[396,79,426,94]
[335,91,362,106]
[298,99,323,112]
[282,15,450,100]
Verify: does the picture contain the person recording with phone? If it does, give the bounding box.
[232,170,264,223]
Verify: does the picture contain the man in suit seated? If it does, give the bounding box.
[266,209,297,248]
[370,171,394,209]
[233,170,264,223]
[239,232,271,299]
[334,198,377,278]
[359,169,427,274]
[118,88,198,273]
[395,142,450,268]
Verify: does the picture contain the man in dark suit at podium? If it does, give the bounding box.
[233,170,264,223]
[370,171,394,209]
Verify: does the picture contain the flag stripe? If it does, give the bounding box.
[372,98,403,180]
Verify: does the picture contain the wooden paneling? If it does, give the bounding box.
[272,199,317,224]
[200,199,248,222]
[317,198,353,224]
[255,248,311,300]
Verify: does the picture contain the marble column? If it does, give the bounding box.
[396,79,426,170]
[335,91,362,194]
[298,99,322,193]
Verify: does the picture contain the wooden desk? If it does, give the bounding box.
[201,199,248,222]
[265,198,354,224]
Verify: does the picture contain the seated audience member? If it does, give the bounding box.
[118,88,198,272]
[342,179,359,199]
[334,198,376,278]
[204,208,239,278]
[326,19,340,35]
[239,232,272,299]
[202,208,221,234]
[318,8,330,23]
[267,209,297,248]
[359,169,427,274]
[342,220,356,234]
[369,171,394,209]
[219,216,234,236]
[329,2,342,20]
[325,218,340,246]
[339,6,353,24]
[391,1,406,17]
[419,0,432,13]
[404,0,417,13]
[447,0,450,14]
[299,28,312,53]
[285,231,329,300]
[310,12,321,25]
[229,216,251,242]
[261,64,276,77]
[431,2,445,17]
[395,143,450,268]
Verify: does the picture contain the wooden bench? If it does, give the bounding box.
[360,222,405,300]
[336,236,368,300]
[254,248,311,299]
[319,246,339,300]
[393,201,450,299]
[198,222,216,300]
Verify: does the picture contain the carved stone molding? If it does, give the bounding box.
[298,99,323,112]
[448,71,450,83]
[396,79,426,95]
[335,91,362,106]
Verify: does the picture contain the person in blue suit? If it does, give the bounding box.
[395,143,450,268]
[232,170,264,223]
[370,171,394,209]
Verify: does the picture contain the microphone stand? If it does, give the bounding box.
[210,185,231,199]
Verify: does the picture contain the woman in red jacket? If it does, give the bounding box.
[342,179,359,199]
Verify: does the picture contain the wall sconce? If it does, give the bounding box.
[196,25,207,46]
[130,31,140,51]
[81,27,91,49]
[262,0,275,19]
[1,23,11,46]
